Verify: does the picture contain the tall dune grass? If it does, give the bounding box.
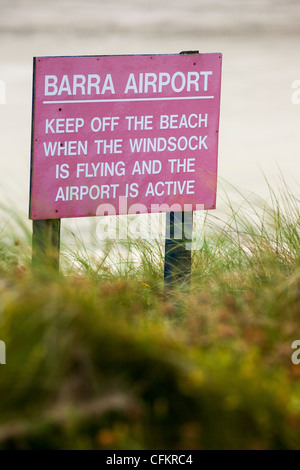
[0,179,300,449]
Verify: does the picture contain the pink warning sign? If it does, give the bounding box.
[29,53,222,219]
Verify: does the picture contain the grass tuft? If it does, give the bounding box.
[0,179,300,449]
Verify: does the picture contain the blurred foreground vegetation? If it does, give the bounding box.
[0,181,300,449]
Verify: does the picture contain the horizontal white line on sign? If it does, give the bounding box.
[43,96,214,104]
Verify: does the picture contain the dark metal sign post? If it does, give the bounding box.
[164,210,193,290]
[163,52,198,291]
